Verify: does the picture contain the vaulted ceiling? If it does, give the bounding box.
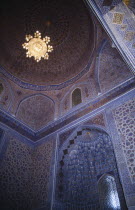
[0,0,94,86]
[0,0,134,140]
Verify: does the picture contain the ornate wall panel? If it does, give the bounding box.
[31,139,55,209]
[113,98,135,182]
[0,135,34,210]
[0,132,55,210]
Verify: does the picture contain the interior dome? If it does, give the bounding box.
[0,0,94,87]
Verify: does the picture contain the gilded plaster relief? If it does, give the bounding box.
[124,31,135,41]
[112,13,124,24]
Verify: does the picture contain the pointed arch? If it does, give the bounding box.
[72,88,82,107]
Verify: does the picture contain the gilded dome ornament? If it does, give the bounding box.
[22,31,53,62]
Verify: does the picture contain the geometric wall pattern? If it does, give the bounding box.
[0,134,54,209]
[0,136,33,209]
[32,140,54,209]
[113,98,135,182]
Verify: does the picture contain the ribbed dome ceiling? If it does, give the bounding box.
[0,0,94,86]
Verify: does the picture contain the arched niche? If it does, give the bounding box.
[54,126,127,209]
[60,83,91,117]
[98,174,121,210]
[72,88,82,107]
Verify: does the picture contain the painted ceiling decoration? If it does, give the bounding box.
[22,31,53,62]
[0,0,94,88]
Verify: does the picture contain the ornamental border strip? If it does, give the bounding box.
[0,77,134,142]
[0,53,94,91]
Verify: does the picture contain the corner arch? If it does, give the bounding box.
[96,40,132,93]
[16,94,55,131]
